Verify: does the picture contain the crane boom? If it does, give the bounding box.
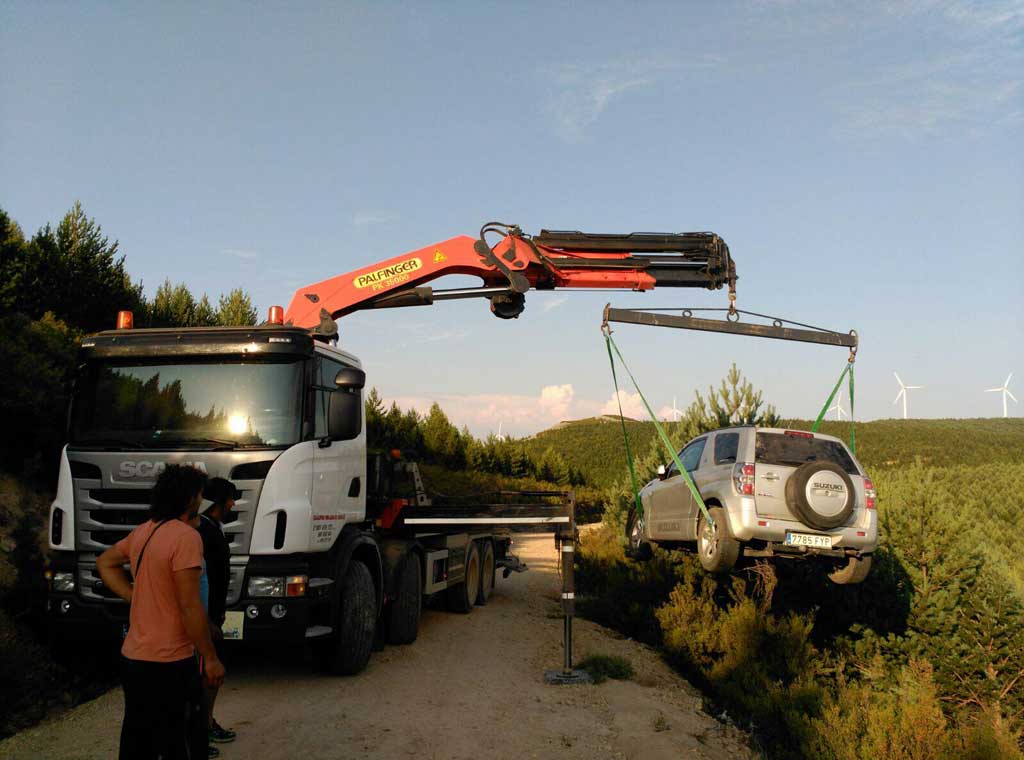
[283,223,735,330]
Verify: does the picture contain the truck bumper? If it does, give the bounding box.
[46,555,334,645]
[726,497,878,554]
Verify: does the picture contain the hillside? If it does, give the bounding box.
[529,416,1024,488]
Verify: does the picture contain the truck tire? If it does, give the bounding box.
[785,462,856,530]
[447,541,480,614]
[476,540,495,605]
[385,555,421,645]
[829,555,872,585]
[320,560,376,675]
[697,507,740,573]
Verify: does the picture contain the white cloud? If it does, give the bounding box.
[221,248,258,259]
[385,383,608,437]
[601,389,646,420]
[541,55,722,142]
[539,384,574,419]
[834,3,1023,138]
[541,295,569,313]
[353,210,399,226]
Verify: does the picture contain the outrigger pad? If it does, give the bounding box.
[544,669,593,686]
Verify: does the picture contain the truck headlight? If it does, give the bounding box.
[51,571,75,593]
[247,577,285,598]
[247,575,307,598]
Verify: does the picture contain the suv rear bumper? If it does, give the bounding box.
[726,497,877,552]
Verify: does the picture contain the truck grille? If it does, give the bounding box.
[71,460,268,607]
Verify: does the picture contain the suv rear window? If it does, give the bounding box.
[755,433,858,474]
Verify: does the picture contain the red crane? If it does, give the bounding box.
[283,222,736,332]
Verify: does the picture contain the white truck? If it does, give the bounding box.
[45,224,736,673]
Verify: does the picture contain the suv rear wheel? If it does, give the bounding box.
[828,555,872,585]
[698,507,740,573]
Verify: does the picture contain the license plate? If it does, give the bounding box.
[222,611,245,641]
[785,532,833,548]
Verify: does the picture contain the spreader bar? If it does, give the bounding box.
[604,307,858,349]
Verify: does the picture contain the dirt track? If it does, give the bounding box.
[1,535,753,760]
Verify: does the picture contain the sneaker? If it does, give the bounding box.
[209,720,237,744]
[208,747,221,758]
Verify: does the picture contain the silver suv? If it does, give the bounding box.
[630,427,878,584]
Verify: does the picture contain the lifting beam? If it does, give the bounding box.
[602,306,858,350]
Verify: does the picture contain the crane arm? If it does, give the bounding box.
[283,223,736,330]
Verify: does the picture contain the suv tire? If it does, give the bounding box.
[829,555,872,585]
[627,513,653,561]
[785,462,856,530]
[698,507,740,573]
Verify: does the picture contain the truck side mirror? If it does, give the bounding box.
[328,368,366,441]
[657,464,667,480]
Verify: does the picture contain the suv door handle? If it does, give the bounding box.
[762,472,780,481]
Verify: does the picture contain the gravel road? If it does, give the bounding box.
[1,534,753,760]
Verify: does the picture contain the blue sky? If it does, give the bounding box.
[2,1,1022,436]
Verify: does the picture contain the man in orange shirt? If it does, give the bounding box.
[98,464,226,760]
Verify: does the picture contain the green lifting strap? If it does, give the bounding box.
[603,329,714,528]
[811,361,857,453]
[605,335,644,524]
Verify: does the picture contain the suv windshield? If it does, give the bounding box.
[71,359,304,448]
[755,432,858,474]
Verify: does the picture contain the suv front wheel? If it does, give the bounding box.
[627,514,653,561]
[698,507,740,573]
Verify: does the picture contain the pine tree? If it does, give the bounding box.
[193,295,218,326]
[217,288,258,326]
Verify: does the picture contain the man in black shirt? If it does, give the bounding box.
[199,477,239,747]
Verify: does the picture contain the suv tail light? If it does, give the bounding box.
[733,463,755,496]
[864,477,876,509]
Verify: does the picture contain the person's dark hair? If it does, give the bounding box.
[203,477,240,507]
[150,465,208,521]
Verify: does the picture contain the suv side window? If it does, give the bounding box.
[678,438,707,474]
[714,433,739,465]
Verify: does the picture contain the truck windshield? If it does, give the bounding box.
[71,359,304,448]
[755,433,859,475]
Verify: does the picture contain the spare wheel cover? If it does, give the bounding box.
[787,462,855,530]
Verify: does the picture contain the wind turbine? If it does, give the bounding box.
[828,388,848,421]
[893,372,923,420]
[985,373,1018,418]
[668,396,682,422]
[496,421,506,441]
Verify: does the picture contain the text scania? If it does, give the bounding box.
[119,461,209,478]
[353,258,422,292]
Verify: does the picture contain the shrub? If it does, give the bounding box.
[577,654,634,684]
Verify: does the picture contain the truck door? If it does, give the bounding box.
[311,356,365,549]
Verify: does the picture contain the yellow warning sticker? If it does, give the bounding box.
[353,257,423,292]
[433,249,447,263]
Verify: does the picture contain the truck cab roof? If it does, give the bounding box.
[79,325,361,367]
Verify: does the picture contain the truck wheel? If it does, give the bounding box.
[320,560,376,675]
[476,541,495,605]
[829,555,872,585]
[447,541,480,614]
[697,507,740,573]
[386,555,421,645]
